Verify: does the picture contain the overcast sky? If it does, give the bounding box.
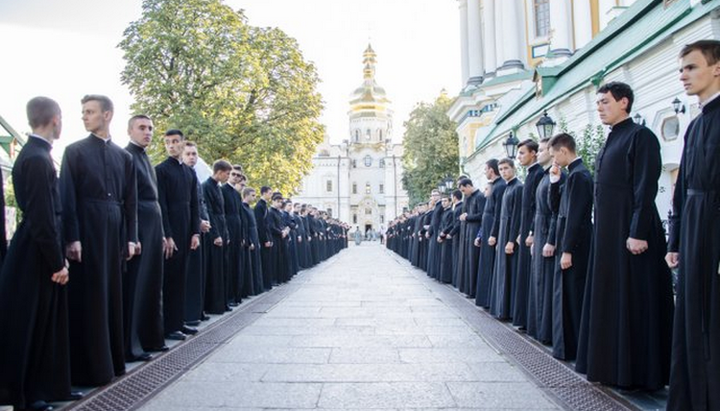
[0,0,460,154]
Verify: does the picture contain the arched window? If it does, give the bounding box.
[366,129,371,140]
[352,182,357,194]
[365,182,371,194]
[354,129,360,141]
[379,159,385,168]
[364,155,372,167]
[378,129,383,140]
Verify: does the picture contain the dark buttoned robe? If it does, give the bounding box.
[463,189,485,297]
[438,205,454,283]
[254,199,273,290]
[242,202,264,295]
[426,202,444,280]
[202,177,228,314]
[61,135,137,386]
[185,166,208,323]
[476,178,506,308]
[489,177,522,320]
[222,184,243,304]
[0,137,70,408]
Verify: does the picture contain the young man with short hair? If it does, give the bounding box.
[202,160,232,314]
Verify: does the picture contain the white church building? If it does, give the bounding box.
[293,45,409,232]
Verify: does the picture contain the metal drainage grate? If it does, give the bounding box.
[63,256,333,411]
[391,251,636,411]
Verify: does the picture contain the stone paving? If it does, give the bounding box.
[140,242,562,410]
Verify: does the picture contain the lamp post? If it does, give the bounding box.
[503,131,520,159]
[536,110,557,140]
[672,97,686,115]
[633,113,646,126]
[444,176,454,192]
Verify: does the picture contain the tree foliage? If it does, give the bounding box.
[401,93,459,206]
[559,119,606,176]
[119,0,324,194]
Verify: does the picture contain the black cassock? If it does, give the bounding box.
[222,184,243,304]
[449,201,463,286]
[438,205,454,283]
[202,178,228,315]
[254,199,273,289]
[426,202,443,280]
[156,157,200,334]
[124,143,165,357]
[242,202,265,295]
[463,189,485,297]
[475,178,506,308]
[513,163,543,328]
[269,207,288,283]
[489,177,522,320]
[184,167,208,323]
[61,135,137,385]
[667,97,720,410]
[576,118,674,390]
[549,159,592,361]
[529,169,564,344]
[0,137,70,408]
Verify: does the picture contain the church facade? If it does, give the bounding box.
[293,45,409,232]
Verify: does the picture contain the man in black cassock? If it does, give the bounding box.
[437,195,454,283]
[269,193,289,283]
[547,133,592,361]
[203,160,231,315]
[576,82,673,390]
[222,165,244,305]
[459,179,485,297]
[475,160,505,308]
[255,186,274,290]
[242,187,265,295]
[61,95,137,386]
[0,97,73,411]
[156,130,200,341]
[123,115,163,361]
[425,190,442,280]
[667,40,720,410]
[512,140,542,330]
[182,142,210,325]
[448,190,463,285]
[528,138,563,344]
[488,159,522,321]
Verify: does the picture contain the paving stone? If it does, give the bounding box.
[205,346,331,364]
[446,382,559,409]
[262,363,477,383]
[318,382,457,408]
[182,362,270,382]
[398,348,504,364]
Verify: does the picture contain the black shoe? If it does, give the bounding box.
[228,302,239,307]
[166,331,187,341]
[201,313,211,321]
[65,391,85,401]
[224,305,233,312]
[185,320,201,326]
[128,352,154,362]
[147,345,170,352]
[181,326,198,335]
[28,400,54,411]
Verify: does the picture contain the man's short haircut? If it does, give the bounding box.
[26,96,60,128]
[212,159,232,173]
[452,189,462,201]
[539,137,551,144]
[233,164,243,172]
[680,40,720,65]
[184,141,196,148]
[128,114,152,129]
[485,159,500,175]
[165,129,185,139]
[498,158,515,168]
[271,192,283,201]
[430,189,440,196]
[456,175,468,182]
[81,94,114,112]
[458,178,474,188]
[597,81,634,113]
[548,132,577,153]
[242,187,256,198]
[237,173,247,182]
[260,186,272,195]
[518,138,539,153]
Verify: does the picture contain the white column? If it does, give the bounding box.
[459,0,470,85]
[549,0,573,57]
[572,0,593,50]
[466,0,484,85]
[498,0,523,70]
[482,0,497,77]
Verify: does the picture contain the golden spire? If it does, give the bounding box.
[363,43,376,81]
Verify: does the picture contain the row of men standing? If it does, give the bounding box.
[0,95,348,411]
[388,77,699,401]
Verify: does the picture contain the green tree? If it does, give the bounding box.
[119,0,324,194]
[401,93,459,206]
[558,118,605,176]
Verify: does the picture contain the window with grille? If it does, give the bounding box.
[534,0,550,37]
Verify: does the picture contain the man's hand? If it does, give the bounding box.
[264,241,272,248]
[200,220,211,233]
[250,243,255,251]
[459,213,467,222]
[164,237,178,259]
[627,237,648,255]
[190,234,201,250]
[665,252,679,268]
[447,234,452,240]
[505,242,515,255]
[488,236,497,246]
[425,232,430,239]
[213,237,223,247]
[51,266,69,285]
[525,235,534,247]
[542,243,555,258]
[126,242,137,261]
[298,236,302,243]
[135,241,143,256]
[66,241,82,262]
[549,161,561,183]
[474,238,481,247]
[560,252,573,270]
[437,236,443,243]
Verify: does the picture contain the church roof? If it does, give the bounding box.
[349,43,391,107]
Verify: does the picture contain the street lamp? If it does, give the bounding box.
[633,113,646,126]
[444,177,454,192]
[672,97,686,114]
[535,110,556,140]
[503,131,520,159]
